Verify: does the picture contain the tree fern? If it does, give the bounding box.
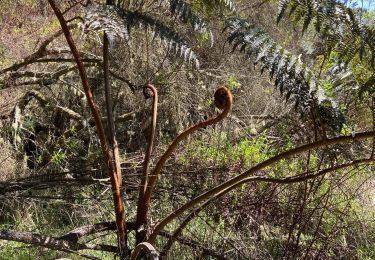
[122,9,200,68]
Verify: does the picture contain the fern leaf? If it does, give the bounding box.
[226,17,312,111]
[126,10,200,68]
[277,0,289,24]
[255,42,275,63]
[274,0,375,65]
[226,17,346,132]
[301,0,313,35]
[169,0,210,34]
[82,4,200,68]
[216,0,236,11]
[83,4,129,41]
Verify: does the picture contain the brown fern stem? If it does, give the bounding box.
[130,242,158,260]
[136,87,233,243]
[136,84,158,244]
[47,0,126,255]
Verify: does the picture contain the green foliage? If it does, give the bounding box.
[83,4,201,68]
[226,16,348,133]
[170,0,210,34]
[0,242,59,260]
[191,0,236,17]
[226,17,314,112]
[276,0,375,65]
[50,149,66,165]
[180,132,272,168]
[227,75,241,90]
[321,82,335,98]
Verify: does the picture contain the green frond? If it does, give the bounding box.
[226,17,346,132]
[82,4,200,68]
[226,17,313,113]
[169,0,210,34]
[83,4,129,40]
[302,0,313,34]
[277,0,289,24]
[122,9,200,68]
[274,0,375,65]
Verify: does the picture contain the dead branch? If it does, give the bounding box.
[0,25,77,75]
[0,229,117,253]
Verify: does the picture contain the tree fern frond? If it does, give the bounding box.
[226,17,346,131]
[292,4,306,27]
[255,41,275,63]
[215,0,236,11]
[274,0,375,65]
[82,4,129,41]
[226,17,313,112]
[82,4,200,68]
[122,9,200,68]
[269,47,284,79]
[314,5,325,32]
[302,0,314,34]
[169,0,210,34]
[277,0,289,23]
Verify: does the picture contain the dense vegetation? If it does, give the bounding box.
[0,0,375,259]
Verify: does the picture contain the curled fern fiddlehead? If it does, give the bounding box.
[136,84,158,244]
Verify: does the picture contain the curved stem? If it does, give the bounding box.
[139,87,232,241]
[130,242,159,260]
[136,84,158,243]
[161,157,373,255]
[144,88,232,203]
[160,196,210,256]
[148,131,375,243]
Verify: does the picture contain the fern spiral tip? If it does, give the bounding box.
[214,87,233,110]
[143,84,156,99]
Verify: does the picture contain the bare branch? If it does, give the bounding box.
[17,89,82,120]
[0,229,117,253]
[0,25,76,75]
[161,157,373,256]
[9,66,77,87]
[149,131,375,242]
[60,222,118,242]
